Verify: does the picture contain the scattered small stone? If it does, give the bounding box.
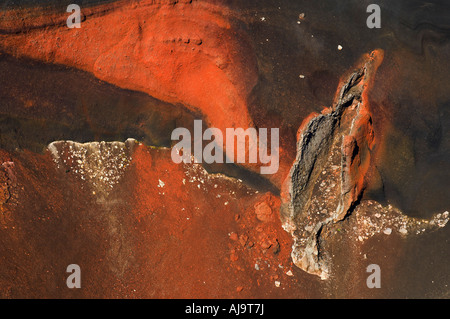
[286,270,294,276]
[239,234,249,247]
[229,232,238,241]
[274,281,281,287]
[255,201,273,222]
[383,228,392,235]
[337,45,343,50]
[261,241,272,250]
[272,240,281,255]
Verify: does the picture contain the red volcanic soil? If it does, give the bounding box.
[0,0,258,135]
[0,1,306,298]
[0,144,321,298]
[0,0,297,184]
[0,0,397,298]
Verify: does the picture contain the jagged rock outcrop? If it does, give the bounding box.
[281,50,449,279]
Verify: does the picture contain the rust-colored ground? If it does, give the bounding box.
[0,0,449,299]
